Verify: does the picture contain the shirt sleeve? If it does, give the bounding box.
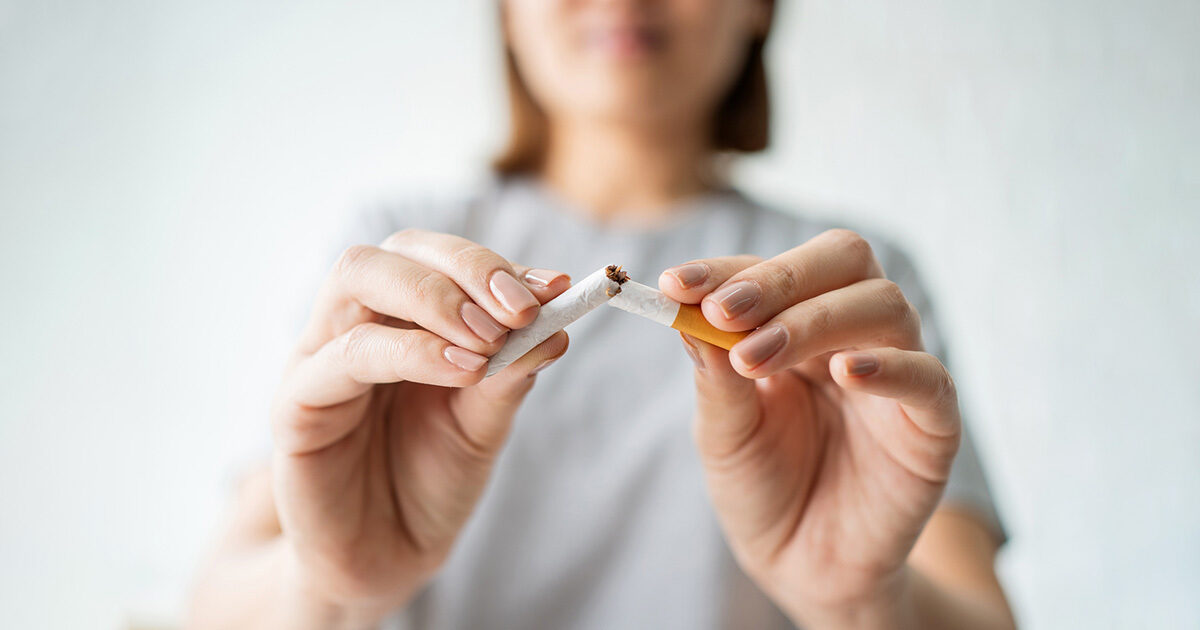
[873,239,1008,544]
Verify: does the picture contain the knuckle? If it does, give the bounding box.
[829,228,871,253]
[914,354,956,401]
[380,228,421,251]
[937,363,958,401]
[410,269,454,305]
[826,228,876,270]
[337,324,380,374]
[875,280,910,319]
[799,299,834,339]
[755,260,800,296]
[906,302,923,332]
[333,244,374,276]
[449,243,501,276]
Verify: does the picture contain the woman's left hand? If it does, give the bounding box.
[660,229,962,629]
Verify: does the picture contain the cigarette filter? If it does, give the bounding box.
[485,266,623,376]
[607,280,749,350]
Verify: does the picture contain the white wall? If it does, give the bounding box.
[1,1,1196,628]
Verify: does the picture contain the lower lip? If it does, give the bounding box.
[587,30,664,59]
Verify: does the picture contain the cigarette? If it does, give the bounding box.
[484,266,625,376]
[606,279,749,350]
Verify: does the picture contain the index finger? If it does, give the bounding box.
[695,229,885,332]
[658,255,762,302]
[382,229,549,330]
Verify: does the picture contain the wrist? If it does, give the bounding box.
[278,540,398,630]
[784,565,919,630]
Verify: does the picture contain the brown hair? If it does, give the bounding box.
[492,8,775,174]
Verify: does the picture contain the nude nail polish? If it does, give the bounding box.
[490,271,539,314]
[529,356,559,375]
[735,324,787,367]
[843,352,880,376]
[524,268,568,288]
[710,281,761,319]
[666,263,709,289]
[461,302,507,343]
[444,346,487,372]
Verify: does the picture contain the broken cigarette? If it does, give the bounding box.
[485,264,748,376]
[484,266,625,376]
[606,279,749,350]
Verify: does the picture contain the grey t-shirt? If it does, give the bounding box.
[336,176,1002,630]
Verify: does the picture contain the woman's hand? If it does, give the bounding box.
[271,230,571,621]
[660,229,969,629]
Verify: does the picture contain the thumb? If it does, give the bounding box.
[682,333,762,459]
[447,330,569,452]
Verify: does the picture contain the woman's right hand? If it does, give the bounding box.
[270,230,571,620]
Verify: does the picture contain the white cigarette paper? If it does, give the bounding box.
[485,267,622,376]
[605,280,680,326]
[607,278,751,350]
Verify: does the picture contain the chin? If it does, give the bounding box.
[574,77,695,124]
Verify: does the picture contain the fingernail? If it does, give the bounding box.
[665,263,709,289]
[843,351,879,376]
[528,356,559,375]
[709,281,761,319]
[444,346,487,372]
[524,268,569,288]
[680,333,705,371]
[461,302,508,343]
[735,324,787,368]
[490,271,539,314]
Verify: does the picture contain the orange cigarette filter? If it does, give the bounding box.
[670,303,749,350]
[604,272,751,351]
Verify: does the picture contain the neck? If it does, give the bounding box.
[538,116,720,225]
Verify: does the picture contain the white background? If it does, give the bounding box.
[1,1,1197,628]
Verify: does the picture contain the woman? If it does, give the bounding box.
[189,1,1014,628]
